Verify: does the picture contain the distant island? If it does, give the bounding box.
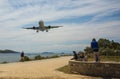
[41,52,55,54]
[0,49,20,53]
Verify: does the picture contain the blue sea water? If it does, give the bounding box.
[0,53,71,63]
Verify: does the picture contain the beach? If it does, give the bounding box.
[0,56,101,79]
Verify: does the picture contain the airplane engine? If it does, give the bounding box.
[48,26,51,29]
[33,26,35,29]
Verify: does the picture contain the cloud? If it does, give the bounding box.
[0,0,120,52]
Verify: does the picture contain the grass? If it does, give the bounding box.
[88,56,120,62]
[100,56,120,62]
[57,65,71,74]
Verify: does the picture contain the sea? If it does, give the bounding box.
[0,52,72,63]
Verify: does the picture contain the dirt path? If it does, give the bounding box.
[0,56,101,79]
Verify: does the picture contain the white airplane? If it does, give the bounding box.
[23,20,62,32]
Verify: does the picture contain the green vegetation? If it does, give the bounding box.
[1,61,8,64]
[19,55,60,62]
[100,56,120,62]
[84,38,120,56]
[34,55,44,60]
[20,56,31,62]
[49,55,60,58]
[34,55,60,60]
[87,55,120,62]
[57,65,71,74]
[57,56,120,74]
[24,56,31,61]
[58,38,120,74]
[58,55,120,74]
[1,54,69,63]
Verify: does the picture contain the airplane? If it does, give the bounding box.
[23,20,62,32]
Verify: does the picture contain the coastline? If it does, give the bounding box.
[0,56,101,79]
[0,53,72,63]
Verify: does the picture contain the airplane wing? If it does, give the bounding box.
[46,26,62,29]
[23,26,39,30]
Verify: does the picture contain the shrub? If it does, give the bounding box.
[100,48,120,56]
[24,56,30,61]
[20,56,30,62]
[50,55,59,58]
[1,61,8,64]
[34,55,43,60]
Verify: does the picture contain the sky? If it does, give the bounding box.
[0,0,120,53]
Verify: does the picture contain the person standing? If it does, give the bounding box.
[21,51,24,61]
[91,38,100,62]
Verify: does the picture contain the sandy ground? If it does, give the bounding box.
[0,56,102,79]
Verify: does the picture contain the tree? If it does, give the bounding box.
[84,38,120,56]
[84,46,93,53]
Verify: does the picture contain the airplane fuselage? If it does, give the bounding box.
[23,20,62,32]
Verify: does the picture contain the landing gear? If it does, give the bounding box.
[46,30,48,32]
[36,30,39,33]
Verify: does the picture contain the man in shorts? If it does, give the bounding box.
[91,38,100,62]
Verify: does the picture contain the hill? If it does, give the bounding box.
[41,52,55,54]
[0,49,19,53]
